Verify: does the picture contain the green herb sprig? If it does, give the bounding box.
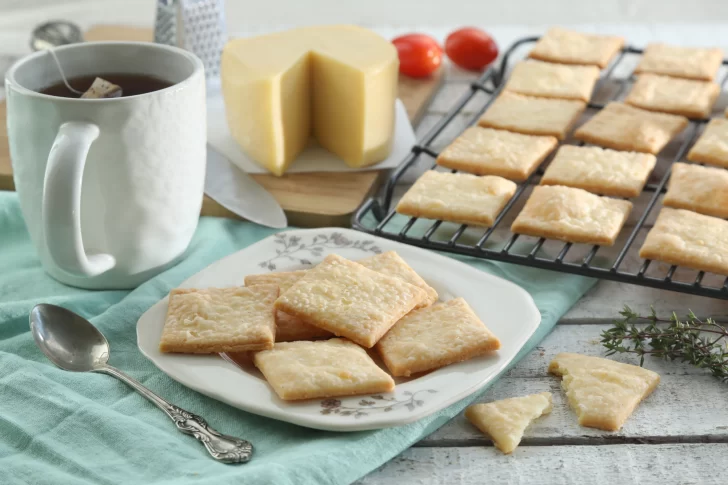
[601,305,728,381]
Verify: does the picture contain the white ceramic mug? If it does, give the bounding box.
[6,42,206,289]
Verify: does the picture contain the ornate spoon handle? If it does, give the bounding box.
[97,365,253,463]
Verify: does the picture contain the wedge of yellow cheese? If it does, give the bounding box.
[221,25,399,176]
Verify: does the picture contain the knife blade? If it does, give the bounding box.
[204,146,287,228]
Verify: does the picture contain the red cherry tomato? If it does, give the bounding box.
[392,34,443,78]
[445,28,498,72]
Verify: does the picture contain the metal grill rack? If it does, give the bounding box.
[352,36,728,300]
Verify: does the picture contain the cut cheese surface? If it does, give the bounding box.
[221,25,398,175]
[465,392,552,454]
[549,352,660,431]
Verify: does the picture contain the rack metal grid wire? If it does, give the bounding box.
[352,35,728,300]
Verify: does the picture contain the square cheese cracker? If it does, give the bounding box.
[274,254,426,348]
[549,353,660,431]
[687,118,728,168]
[159,285,278,354]
[245,270,333,342]
[358,251,438,307]
[574,102,688,154]
[504,59,600,102]
[253,339,395,401]
[635,43,723,81]
[478,92,586,140]
[465,392,552,454]
[663,162,728,219]
[540,145,656,198]
[639,207,728,275]
[246,252,437,340]
[511,185,632,246]
[396,170,517,227]
[376,298,501,377]
[247,251,437,311]
[436,127,558,182]
[528,27,624,68]
[625,74,719,119]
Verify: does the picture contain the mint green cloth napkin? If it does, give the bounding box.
[0,191,595,485]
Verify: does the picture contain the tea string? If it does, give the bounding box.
[46,48,83,95]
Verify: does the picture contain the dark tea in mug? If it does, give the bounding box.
[40,73,172,98]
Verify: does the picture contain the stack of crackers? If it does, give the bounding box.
[158,251,501,401]
[396,27,728,276]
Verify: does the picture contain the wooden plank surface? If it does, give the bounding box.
[421,323,728,446]
[356,444,726,484]
[383,57,728,483]
[424,376,728,445]
[0,24,444,227]
[362,319,728,483]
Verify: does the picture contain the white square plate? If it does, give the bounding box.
[136,228,541,431]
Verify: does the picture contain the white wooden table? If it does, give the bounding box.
[355,69,728,485]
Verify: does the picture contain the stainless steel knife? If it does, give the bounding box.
[204,146,287,228]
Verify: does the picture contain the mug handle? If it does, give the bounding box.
[42,122,116,277]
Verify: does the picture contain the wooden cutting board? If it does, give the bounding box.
[0,25,442,227]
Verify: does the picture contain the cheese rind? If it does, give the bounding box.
[221,25,398,175]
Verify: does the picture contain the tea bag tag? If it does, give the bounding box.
[80,78,123,99]
[154,0,227,89]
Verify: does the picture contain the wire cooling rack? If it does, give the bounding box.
[352,36,728,300]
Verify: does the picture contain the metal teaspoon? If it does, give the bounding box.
[29,303,253,464]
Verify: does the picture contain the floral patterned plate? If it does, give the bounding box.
[136,228,540,431]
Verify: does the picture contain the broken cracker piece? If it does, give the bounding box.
[465,392,553,454]
[549,352,660,431]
